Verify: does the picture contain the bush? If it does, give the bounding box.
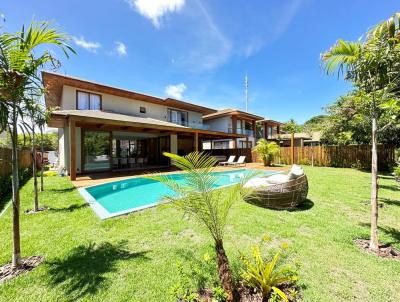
[394,166,400,182]
[0,167,32,210]
[239,235,298,301]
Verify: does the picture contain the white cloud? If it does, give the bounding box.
[72,36,101,52]
[114,41,127,56]
[165,83,186,99]
[127,0,185,28]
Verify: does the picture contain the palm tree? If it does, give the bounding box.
[0,21,74,267]
[35,104,50,192]
[149,152,256,301]
[253,139,280,166]
[322,13,400,251]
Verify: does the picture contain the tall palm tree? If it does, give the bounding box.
[0,21,74,267]
[149,152,256,301]
[322,13,400,251]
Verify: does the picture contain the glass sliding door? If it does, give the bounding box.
[83,130,111,172]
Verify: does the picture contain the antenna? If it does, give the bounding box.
[245,73,248,112]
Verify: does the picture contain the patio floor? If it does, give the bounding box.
[71,163,288,188]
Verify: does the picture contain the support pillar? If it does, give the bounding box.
[170,133,178,154]
[69,118,76,181]
[194,132,199,152]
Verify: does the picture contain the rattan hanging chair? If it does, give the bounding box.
[246,174,309,210]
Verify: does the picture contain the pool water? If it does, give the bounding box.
[79,169,276,219]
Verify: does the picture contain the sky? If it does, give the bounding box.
[1,0,399,123]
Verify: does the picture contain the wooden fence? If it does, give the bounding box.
[0,147,32,178]
[253,145,396,170]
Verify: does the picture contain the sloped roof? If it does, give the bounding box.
[51,110,189,128]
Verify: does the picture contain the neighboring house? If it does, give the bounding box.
[202,109,264,150]
[278,131,322,147]
[43,72,257,180]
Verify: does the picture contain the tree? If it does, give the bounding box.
[0,21,74,267]
[322,12,400,251]
[321,93,400,146]
[149,152,255,301]
[35,104,51,192]
[281,118,302,134]
[253,139,280,166]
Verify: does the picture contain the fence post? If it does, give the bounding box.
[291,133,295,165]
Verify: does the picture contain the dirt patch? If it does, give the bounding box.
[25,207,49,215]
[197,283,300,302]
[354,239,400,259]
[0,256,44,283]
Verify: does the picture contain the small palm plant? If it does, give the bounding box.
[240,237,298,301]
[253,139,280,166]
[149,152,257,301]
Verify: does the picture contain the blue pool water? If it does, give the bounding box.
[79,169,276,219]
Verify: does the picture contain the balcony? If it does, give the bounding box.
[168,120,210,130]
[228,128,254,136]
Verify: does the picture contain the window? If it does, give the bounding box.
[140,107,146,113]
[76,91,101,110]
[167,109,188,126]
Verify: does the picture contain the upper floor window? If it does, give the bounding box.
[168,109,188,126]
[140,106,146,113]
[76,91,101,110]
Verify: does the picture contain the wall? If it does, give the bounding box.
[61,85,204,127]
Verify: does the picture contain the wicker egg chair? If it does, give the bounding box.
[246,174,309,210]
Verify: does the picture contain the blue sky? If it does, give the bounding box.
[2,0,398,123]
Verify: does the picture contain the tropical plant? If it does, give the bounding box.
[253,139,280,166]
[239,237,298,301]
[149,152,256,301]
[0,21,74,267]
[322,12,400,251]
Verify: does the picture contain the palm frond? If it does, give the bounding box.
[321,39,362,75]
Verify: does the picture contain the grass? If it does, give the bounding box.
[0,167,400,301]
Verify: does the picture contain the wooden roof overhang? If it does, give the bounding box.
[42,71,216,115]
[203,110,264,122]
[49,112,246,140]
[258,119,284,126]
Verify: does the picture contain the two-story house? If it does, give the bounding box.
[43,72,249,180]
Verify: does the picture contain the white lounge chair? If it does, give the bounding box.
[232,156,246,167]
[219,155,236,166]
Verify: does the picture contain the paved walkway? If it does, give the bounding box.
[72,162,288,188]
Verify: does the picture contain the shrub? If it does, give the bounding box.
[394,166,400,182]
[239,236,298,301]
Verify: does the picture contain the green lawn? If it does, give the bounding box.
[0,167,399,301]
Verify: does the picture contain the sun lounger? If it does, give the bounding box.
[219,155,236,166]
[232,156,246,167]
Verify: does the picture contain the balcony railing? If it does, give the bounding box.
[168,120,210,130]
[228,128,254,136]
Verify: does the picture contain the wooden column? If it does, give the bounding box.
[232,115,237,149]
[69,118,76,181]
[264,123,268,139]
[291,132,295,165]
[277,124,280,135]
[252,120,256,138]
[194,131,199,152]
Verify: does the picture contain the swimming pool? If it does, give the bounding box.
[79,169,277,219]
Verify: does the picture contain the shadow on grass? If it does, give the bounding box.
[359,223,400,245]
[246,199,314,212]
[379,198,400,207]
[48,187,76,193]
[379,184,399,192]
[46,241,149,301]
[49,203,89,213]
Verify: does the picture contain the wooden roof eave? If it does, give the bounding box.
[48,113,246,139]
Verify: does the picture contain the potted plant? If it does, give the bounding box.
[253,139,280,166]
